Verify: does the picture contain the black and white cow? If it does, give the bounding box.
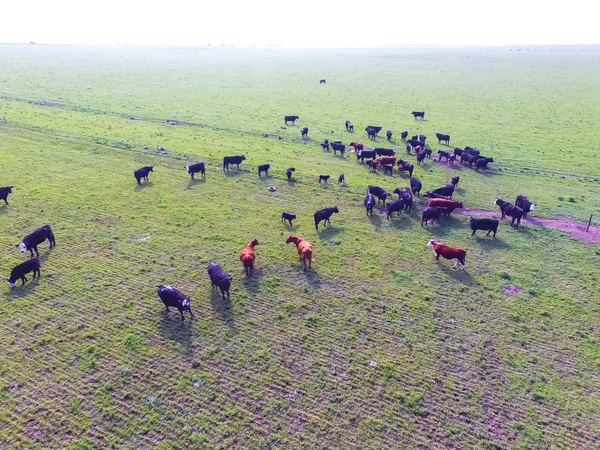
[18,225,56,257]
[7,258,40,288]
[156,284,194,320]
[1,186,13,205]
[134,166,153,184]
[258,164,272,176]
[356,149,376,163]
[301,127,309,138]
[208,262,233,299]
[515,195,536,218]
[185,162,205,179]
[412,111,425,120]
[364,193,375,216]
[223,155,247,171]
[285,115,299,124]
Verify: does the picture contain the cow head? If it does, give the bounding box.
[7,279,16,288]
[17,242,27,253]
[530,203,537,211]
[494,199,503,206]
[250,238,259,247]
[185,165,190,173]
[241,156,247,161]
[333,206,339,213]
[285,235,295,244]
[427,240,437,248]
[181,297,192,313]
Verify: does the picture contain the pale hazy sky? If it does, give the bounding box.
[2,0,598,47]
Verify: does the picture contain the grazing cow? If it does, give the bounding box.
[394,188,413,211]
[470,217,499,237]
[419,134,427,143]
[451,176,460,186]
[286,167,296,180]
[285,115,299,124]
[314,207,339,231]
[421,207,447,226]
[432,184,455,198]
[156,285,194,320]
[401,130,408,141]
[427,198,463,215]
[357,149,376,163]
[240,238,259,276]
[319,175,331,183]
[464,146,480,156]
[461,152,481,167]
[286,235,313,271]
[338,174,345,185]
[410,176,422,196]
[0,186,13,205]
[383,165,394,176]
[331,142,346,156]
[375,148,395,157]
[321,140,330,151]
[424,149,432,159]
[515,195,536,218]
[494,198,523,227]
[134,166,153,184]
[258,164,272,176]
[345,120,353,131]
[386,130,393,141]
[18,225,56,257]
[386,199,405,219]
[427,240,466,269]
[282,211,296,226]
[448,154,456,166]
[423,192,451,200]
[397,160,414,177]
[412,111,425,120]
[320,79,326,84]
[368,185,388,204]
[476,157,494,170]
[437,150,451,162]
[350,141,364,152]
[301,127,309,138]
[7,258,40,288]
[207,262,233,299]
[185,162,205,179]
[436,133,450,145]
[373,156,396,167]
[364,193,375,216]
[416,150,427,165]
[365,127,377,140]
[223,155,247,170]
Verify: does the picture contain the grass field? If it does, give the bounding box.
[1,45,600,449]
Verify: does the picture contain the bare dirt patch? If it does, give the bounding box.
[502,284,525,295]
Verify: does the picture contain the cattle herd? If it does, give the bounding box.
[2,109,538,323]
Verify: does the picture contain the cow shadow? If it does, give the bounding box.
[0,206,8,215]
[316,226,343,240]
[388,139,397,145]
[187,178,206,188]
[302,267,321,290]
[210,292,235,328]
[223,169,247,177]
[134,182,153,191]
[4,280,38,300]
[388,215,410,229]
[438,264,477,285]
[476,169,499,177]
[368,213,382,231]
[158,314,193,355]
[474,235,511,249]
[243,267,263,299]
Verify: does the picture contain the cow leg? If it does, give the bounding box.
[191,173,194,179]
[486,230,491,236]
[472,229,476,236]
[452,259,458,268]
[3,199,7,205]
[165,306,170,312]
[188,307,194,317]
[180,309,185,321]
[22,276,27,285]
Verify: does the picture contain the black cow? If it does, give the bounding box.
[1,186,13,205]
[134,166,153,184]
[7,258,40,288]
[453,148,464,157]
[320,79,326,84]
[285,115,299,124]
[282,211,296,226]
[461,153,480,167]
[386,199,405,219]
[314,207,339,231]
[364,193,375,216]
[423,192,451,200]
[407,139,425,148]
[451,176,460,186]
[437,150,451,162]
[301,127,309,138]
[416,150,427,165]
[319,175,331,183]
[421,207,447,226]
[185,163,205,179]
[386,130,393,141]
[18,225,56,257]
[410,176,422,196]
[157,285,194,320]
[208,262,233,299]
[331,142,345,156]
[436,133,450,145]
[424,149,432,159]
[411,135,418,141]
[476,157,494,170]
[412,111,425,120]
[368,160,378,172]
[365,127,377,140]
[286,167,296,180]
[258,164,272,176]
[401,130,408,141]
[357,149,376,163]
[515,195,536,218]
[397,160,414,177]
[345,120,353,131]
[393,188,413,211]
[368,185,388,204]
[470,218,499,237]
[432,184,455,198]
[375,148,395,157]
[338,174,345,185]
[464,146,480,156]
[383,165,394,176]
[495,199,523,227]
[448,154,456,165]
[321,140,330,151]
[223,155,247,170]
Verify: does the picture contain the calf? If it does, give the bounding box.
[470,217,499,237]
[240,238,259,276]
[383,165,393,176]
[427,240,466,269]
[410,176,422,196]
[286,235,312,271]
[223,155,247,170]
[356,149,376,163]
[319,175,331,183]
[321,140,330,151]
[7,258,40,288]
[134,166,153,184]
[451,176,460,186]
[338,174,345,185]
[185,162,205,179]
[386,130,393,141]
[368,185,388,204]
[476,157,494,170]
[515,195,536,218]
[285,115,299,124]
[1,186,13,205]
[397,160,414,177]
[368,160,378,171]
[386,199,405,219]
[432,184,455,198]
[345,120,352,131]
[364,193,375,216]
[282,211,296,226]
[401,130,408,141]
[436,133,450,145]
[207,262,233,299]
[301,127,309,138]
[421,207,447,226]
[157,285,194,320]
[494,198,523,227]
[18,225,56,257]
[437,150,451,162]
[286,167,296,180]
[314,206,339,231]
[427,198,463,215]
[258,164,272,176]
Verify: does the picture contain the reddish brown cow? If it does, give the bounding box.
[239,238,259,276]
[427,199,463,214]
[372,156,396,167]
[350,142,364,151]
[427,240,466,269]
[286,235,313,271]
